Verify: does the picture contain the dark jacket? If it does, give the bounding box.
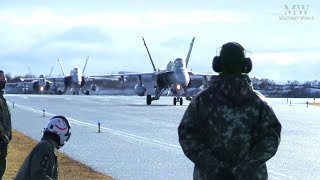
[15,137,58,180]
[0,94,11,144]
[178,74,282,180]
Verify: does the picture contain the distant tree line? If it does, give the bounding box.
[252,78,320,98]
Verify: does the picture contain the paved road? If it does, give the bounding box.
[5,94,320,180]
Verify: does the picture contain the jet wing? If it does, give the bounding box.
[188,71,215,77]
[19,77,66,84]
[20,77,42,81]
[20,77,60,81]
[90,70,177,79]
[89,72,155,78]
[6,82,30,87]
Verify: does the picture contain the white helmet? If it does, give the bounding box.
[43,115,71,147]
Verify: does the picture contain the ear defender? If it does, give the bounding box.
[212,56,223,73]
[212,42,252,74]
[243,57,252,74]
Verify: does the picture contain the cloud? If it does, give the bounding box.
[48,26,111,43]
[0,10,250,28]
[31,26,112,55]
[0,8,251,54]
[251,61,320,82]
[1,3,318,82]
[251,51,320,65]
[0,26,114,77]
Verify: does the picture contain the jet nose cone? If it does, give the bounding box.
[176,76,188,86]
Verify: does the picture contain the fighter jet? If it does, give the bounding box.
[57,57,98,95]
[19,66,63,94]
[91,37,213,105]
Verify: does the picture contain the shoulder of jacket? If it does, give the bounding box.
[0,97,4,111]
[195,88,211,99]
[253,90,271,107]
[34,140,54,153]
[0,96,4,106]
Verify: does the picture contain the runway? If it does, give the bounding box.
[5,94,320,180]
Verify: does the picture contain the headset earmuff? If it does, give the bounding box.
[243,57,252,74]
[212,56,222,73]
[212,42,252,74]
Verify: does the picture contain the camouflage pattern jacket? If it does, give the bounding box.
[15,138,58,180]
[0,94,11,144]
[178,74,281,180]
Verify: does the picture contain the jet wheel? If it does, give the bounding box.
[180,98,183,105]
[147,95,152,105]
[173,97,177,106]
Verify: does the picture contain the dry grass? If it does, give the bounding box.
[3,130,113,180]
[311,103,320,107]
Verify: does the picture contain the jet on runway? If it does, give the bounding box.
[91,37,214,105]
[18,66,63,94]
[57,57,98,95]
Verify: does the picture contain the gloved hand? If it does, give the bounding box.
[0,134,9,144]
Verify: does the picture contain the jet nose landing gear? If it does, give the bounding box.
[147,95,152,105]
[173,97,183,106]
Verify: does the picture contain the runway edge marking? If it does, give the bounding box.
[10,102,296,179]
[11,103,182,151]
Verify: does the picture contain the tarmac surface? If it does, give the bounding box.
[5,94,320,180]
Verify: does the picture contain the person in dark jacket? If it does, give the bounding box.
[178,42,282,180]
[15,116,71,180]
[0,70,11,179]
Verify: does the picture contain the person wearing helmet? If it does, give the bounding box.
[15,116,71,180]
[178,42,282,180]
[0,70,11,179]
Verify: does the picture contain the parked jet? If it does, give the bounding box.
[91,37,213,105]
[57,57,98,95]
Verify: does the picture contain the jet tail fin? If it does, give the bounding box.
[49,66,54,77]
[57,57,66,77]
[142,37,157,72]
[185,37,195,68]
[27,65,33,77]
[82,56,89,75]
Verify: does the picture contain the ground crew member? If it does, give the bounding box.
[0,70,11,179]
[178,42,282,180]
[15,116,71,180]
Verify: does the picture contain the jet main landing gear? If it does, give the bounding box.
[173,97,183,106]
[147,95,152,105]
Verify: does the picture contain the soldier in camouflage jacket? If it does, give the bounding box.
[0,70,12,179]
[178,42,281,180]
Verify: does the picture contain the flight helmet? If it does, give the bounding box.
[43,115,71,148]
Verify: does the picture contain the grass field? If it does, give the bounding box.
[3,130,113,180]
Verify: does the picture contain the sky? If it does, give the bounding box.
[0,0,319,82]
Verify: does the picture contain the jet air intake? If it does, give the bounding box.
[33,81,50,93]
[134,84,147,96]
[22,87,28,94]
[91,84,98,91]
